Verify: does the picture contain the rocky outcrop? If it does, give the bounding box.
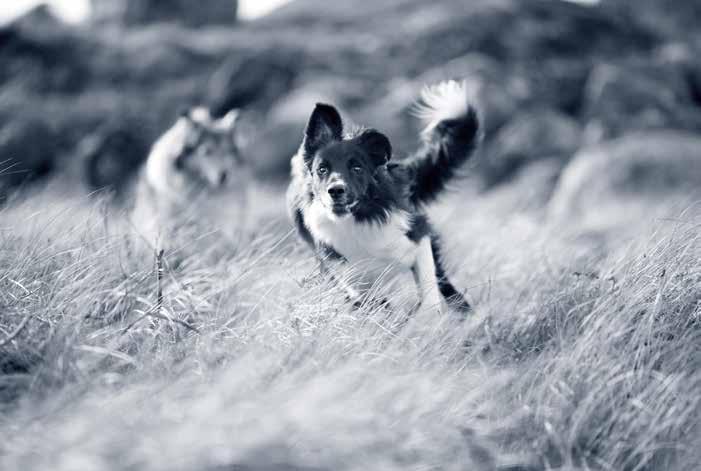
[481,109,582,186]
[0,118,56,201]
[91,0,238,27]
[581,59,701,140]
[3,0,701,197]
[549,131,701,223]
[80,121,151,195]
[0,13,93,95]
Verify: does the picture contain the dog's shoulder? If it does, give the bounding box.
[286,151,317,248]
[286,151,312,215]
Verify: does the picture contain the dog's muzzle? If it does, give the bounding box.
[327,182,346,201]
[326,182,357,215]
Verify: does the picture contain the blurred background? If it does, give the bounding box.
[1,0,700,215]
[2,5,701,469]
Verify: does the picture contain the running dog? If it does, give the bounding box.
[287,80,480,314]
[131,107,249,248]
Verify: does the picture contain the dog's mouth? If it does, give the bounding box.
[329,200,358,216]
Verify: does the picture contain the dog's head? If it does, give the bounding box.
[301,103,392,217]
[173,107,243,189]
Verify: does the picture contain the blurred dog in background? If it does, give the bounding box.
[287,80,480,315]
[130,106,249,249]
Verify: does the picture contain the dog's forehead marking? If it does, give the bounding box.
[317,141,365,163]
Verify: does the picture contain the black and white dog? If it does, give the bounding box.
[287,80,480,315]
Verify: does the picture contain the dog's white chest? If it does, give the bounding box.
[304,201,418,270]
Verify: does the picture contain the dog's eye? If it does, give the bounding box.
[317,166,328,176]
[352,166,363,173]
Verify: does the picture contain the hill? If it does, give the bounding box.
[1,1,701,469]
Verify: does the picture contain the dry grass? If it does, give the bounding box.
[0,182,699,471]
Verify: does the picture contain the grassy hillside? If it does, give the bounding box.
[0,181,699,470]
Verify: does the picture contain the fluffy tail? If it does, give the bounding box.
[406,80,481,205]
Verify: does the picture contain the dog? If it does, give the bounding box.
[286,80,480,315]
[131,106,249,248]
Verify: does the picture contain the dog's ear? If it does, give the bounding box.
[179,107,204,132]
[216,109,240,147]
[217,108,239,130]
[303,103,343,165]
[188,106,212,123]
[356,129,392,166]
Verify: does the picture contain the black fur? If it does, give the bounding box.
[431,235,471,313]
[405,213,430,242]
[294,209,314,248]
[405,108,480,206]
[303,103,343,169]
[288,94,479,315]
[351,165,410,224]
[355,129,392,167]
[303,117,410,225]
[317,243,345,261]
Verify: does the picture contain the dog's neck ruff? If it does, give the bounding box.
[304,199,417,270]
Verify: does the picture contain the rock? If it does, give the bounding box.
[244,84,340,177]
[581,59,701,140]
[0,13,93,94]
[206,49,302,117]
[80,123,151,196]
[652,41,701,110]
[470,0,658,62]
[485,159,563,213]
[603,0,701,40]
[549,130,701,224]
[264,0,657,63]
[0,0,685,199]
[9,4,60,28]
[0,119,57,201]
[91,0,238,27]
[522,58,591,116]
[481,108,582,187]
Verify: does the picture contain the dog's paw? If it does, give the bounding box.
[412,299,443,319]
[350,296,392,312]
[445,294,472,320]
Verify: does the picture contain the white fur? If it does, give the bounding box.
[132,181,248,249]
[304,200,448,312]
[144,118,189,199]
[304,200,419,288]
[217,109,239,130]
[413,237,442,314]
[411,79,475,137]
[133,107,248,247]
[189,106,212,124]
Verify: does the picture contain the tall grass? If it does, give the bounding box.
[0,185,699,470]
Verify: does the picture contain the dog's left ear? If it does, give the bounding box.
[303,104,343,166]
[356,129,392,166]
[217,109,239,130]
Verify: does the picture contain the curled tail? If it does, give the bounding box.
[406,80,481,205]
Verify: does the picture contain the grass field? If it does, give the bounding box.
[0,180,699,471]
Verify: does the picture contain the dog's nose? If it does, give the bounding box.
[327,183,346,200]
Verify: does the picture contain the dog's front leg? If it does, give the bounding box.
[316,244,363,305]
[319,260,363,303]
[412,237,443,315]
